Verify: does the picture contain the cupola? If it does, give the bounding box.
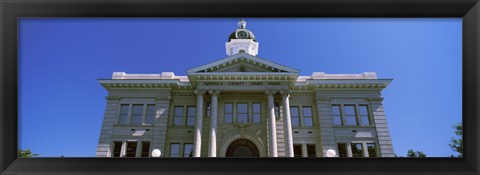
[225,19,259,56]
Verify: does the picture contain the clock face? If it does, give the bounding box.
[237,31,248,39]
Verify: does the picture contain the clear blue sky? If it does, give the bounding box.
[18,18,462,157]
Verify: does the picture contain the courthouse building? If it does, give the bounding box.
[96,19,395,158]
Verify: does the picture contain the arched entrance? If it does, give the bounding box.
[225,139,260,157]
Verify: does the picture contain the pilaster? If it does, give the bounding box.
[150,96,172,157]
[96,97,120,157]
[316,96,336,157]
[369,97,395,157]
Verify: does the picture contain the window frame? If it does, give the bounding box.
[293,144,303,157]
[118,104,130,125]
[343,105,358,126]
[145,104,156,125]
[130,104,144,125]
[358,105,371,126]
[351,142,364,157]
[306,144,316,157]
[337,143,348,157]
[186,106,196,126]
[366,143,377,157]
[112,141,122,157]
[331,105,343,126]
[141,141,151,157]
[236,103,249,123]
[224,103,233,124]
[252,103,261,124]
[125,141,137,157]
[290,106,300,127]
[173,106,184,126]
[169,143,180,157]
[302,106,313,127]
[183,143,193,157]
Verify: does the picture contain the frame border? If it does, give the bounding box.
[1,0,479,174]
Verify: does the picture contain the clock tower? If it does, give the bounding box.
[226,19,259,56]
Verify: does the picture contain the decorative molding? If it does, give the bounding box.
[186,53,299,74]
[194,89,207,95]
[226,39,259,56]
[316,96,331,101]
[368,97,384,102]
[279,89,292,96]
[155,96,172,101]
[105,96,120,100]
[208,89,221,95]
[265,90,277,95]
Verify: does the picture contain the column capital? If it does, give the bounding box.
[280,89,292,96]
[208,89,220,95]
[194,89,207,96]
[265,90,277,95]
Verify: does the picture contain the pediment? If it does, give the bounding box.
[187,53,299,74]
[216,62,278,72]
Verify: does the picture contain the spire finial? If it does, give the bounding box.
[238,18,246,29]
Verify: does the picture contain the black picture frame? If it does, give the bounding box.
[1,0,479,174]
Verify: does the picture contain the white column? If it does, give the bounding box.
[347,143,353,157]
[135,141,141,157]
[266,90,277,157]
[120,141,127,157]
[282,90,294,157]
[363,143,370,157]
[193,90,205,157]
[208,90,219,157]
[302,144,308,157]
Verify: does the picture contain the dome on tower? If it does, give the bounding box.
[228,19,256,42]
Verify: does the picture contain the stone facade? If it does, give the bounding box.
[96,20,394,158]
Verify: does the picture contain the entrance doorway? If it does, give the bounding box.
[225,139,260,157]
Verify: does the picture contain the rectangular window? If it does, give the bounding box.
[303,107,313,127]
[118,104,129,125]
[252,103,261,123]
[344,105,357,125]
[224,103,233,123]
[126,141,137,157]
[183,143,193,157]
[367,143,377,157]
[145,105,156,125]
[173,106,184,126]
[186,106,196,126]
[351,143,364,157]
[170,143,180,157]
[331,105,342,125]
[237,103,248,123]
[274,103,280,118]
[206,102,211,117]
[112,141,122,157]
[293,144,303,157]
[131,104,143,125]
[290,107,300,127]
[337,143,347,157]
[307,144,316,157]
[141,141,150,157]
[359,105,370,126]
